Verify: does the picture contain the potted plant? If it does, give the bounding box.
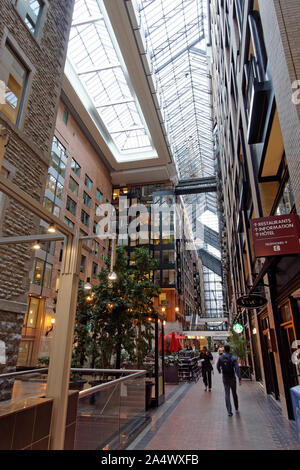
[228,330,252,379]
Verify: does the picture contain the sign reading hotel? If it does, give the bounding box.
[251,214,300,257]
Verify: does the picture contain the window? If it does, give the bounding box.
[83,191,91,209]
[24,296,40,328]
[55,271,60,291]
[275,178,295,215]
[71,158,81,177]
[162,269,175,286]
[85,174,93,191]
[69,177,79,197]
[162,250,175,265]
[64,217,74,230]
[14,0,43,35]
[80,255,86,273]
[92,240,99,256]
[81,209,90,227]
[96,188,103,203]
[63,107,68,125]
[66,196,77,216]
[51,137,67,178]
[0,43,27,124]
[92,262,98,279]
[32,259,52,288]
[93,221,99,235]
[43,196,60,217]
[46,174,63,200]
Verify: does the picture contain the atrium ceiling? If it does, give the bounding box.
[65,0,224,320]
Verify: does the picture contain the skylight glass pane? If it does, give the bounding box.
[136,0,214,179]
[68,0,153,155]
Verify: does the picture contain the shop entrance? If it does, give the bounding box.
[259,313,280,400]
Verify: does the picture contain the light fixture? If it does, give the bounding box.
[175,307,180,312]
[45,317,55,336]
[32,241,41,250]
[108,271,117,281]
[161,307,166,313]
[252,328,257,335]
[47,224,56,233]
[86,295,93,302]
[84,277,92,291]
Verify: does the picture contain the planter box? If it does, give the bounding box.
[69,379,87,391]
[164,365,179,384]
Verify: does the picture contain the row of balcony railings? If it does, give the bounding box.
[0,367,148,450]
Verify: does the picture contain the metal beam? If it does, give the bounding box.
[0,234,65,245]
[77,63,121,75]
[71,16,104,27]
[175,176,217,195]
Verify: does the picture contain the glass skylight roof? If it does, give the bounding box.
[68,0,154,156]
[135,0,215,179]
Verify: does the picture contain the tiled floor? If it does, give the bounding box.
[129,362,300,451]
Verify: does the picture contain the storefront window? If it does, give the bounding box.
[24,296,40,328]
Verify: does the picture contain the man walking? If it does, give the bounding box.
[217,344,242,416]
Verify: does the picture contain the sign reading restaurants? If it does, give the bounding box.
[251,214,300,257]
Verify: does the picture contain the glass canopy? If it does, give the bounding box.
[135,0,214,180]
[67,0,154,157]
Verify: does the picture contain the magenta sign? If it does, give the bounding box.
[251,214,300,257]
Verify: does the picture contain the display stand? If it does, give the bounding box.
[178,356,201,383]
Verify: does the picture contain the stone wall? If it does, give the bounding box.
[0,0,75,384]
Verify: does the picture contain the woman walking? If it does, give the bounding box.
[200,346,214,391]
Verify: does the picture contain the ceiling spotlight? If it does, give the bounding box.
[32,241,41,250]
[84,277,92,290]
[108,271,117,281]
[47,224,56,233]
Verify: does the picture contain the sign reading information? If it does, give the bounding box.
[251,214,300,257]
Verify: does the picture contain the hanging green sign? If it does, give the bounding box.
[233,323,243,334]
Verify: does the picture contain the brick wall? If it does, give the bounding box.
[0,0,74,377]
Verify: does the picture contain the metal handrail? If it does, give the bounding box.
[0,367,146,380]
[79,370,147,398]
[0,368,48,379]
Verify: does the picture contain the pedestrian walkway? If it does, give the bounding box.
[129,360,300,450]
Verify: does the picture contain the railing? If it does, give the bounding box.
[74,369,147,450]
[0,367,148,450]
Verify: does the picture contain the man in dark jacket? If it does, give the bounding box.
[217,344,242,416]
[200,346,213,391]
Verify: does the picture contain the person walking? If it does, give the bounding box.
[216,344,242,416]
[200,346,213,392]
